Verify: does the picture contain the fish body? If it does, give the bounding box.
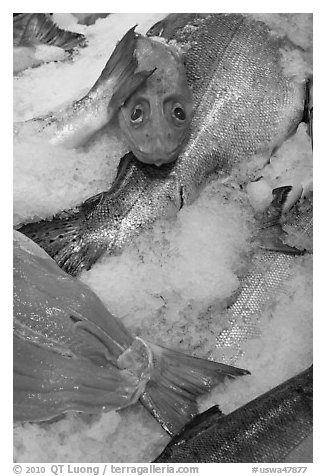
[154,366,313,462]
[13,230,249,435]
[19,13,308,275]
[213,187,312,365]
[153,188,312,461]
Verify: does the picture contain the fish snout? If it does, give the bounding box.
[135,134,183,166]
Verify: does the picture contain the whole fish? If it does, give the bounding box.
[19,13,310,276]
[13,13,86,74]
[13,230,249,435]
[154,366,313,463]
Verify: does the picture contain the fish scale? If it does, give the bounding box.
[19,13,307,275]
[172,14,304,199]
[213,194,312,365]
[154,366,312,462]
[214,252,302,364]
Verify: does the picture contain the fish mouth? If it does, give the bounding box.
[132,146,182,167]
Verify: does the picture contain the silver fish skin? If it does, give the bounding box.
[14,27,156,148]
[153,189,312,461]
[15,23,193,162]
[13,230,249,435]
[154,366,313,463]
[19,13,308,275]
[213,188,312,365]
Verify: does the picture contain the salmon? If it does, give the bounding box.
[19,13,310,276]
[154,366,312,462]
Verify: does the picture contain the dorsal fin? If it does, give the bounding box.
[88,26,157,121]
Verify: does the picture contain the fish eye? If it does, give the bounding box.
[130,105,144,124]
[172,104,186,122]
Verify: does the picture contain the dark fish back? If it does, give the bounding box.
[155,367,312,463]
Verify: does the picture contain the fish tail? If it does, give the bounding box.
[14,13,86,50]
[140,342,249,436]
[17,211,105,276]
[257,185,306,255]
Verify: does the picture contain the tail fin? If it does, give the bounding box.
[139,342,249,435]
[17,209,106,276]
[256,185,305,255]
[14,13,86,49]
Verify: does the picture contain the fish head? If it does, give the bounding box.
[118,37,193,167]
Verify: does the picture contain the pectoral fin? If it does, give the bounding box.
[90,26,139,88]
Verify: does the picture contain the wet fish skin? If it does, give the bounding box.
[15,24,193,160]
[153,188,313,460]
[152,188,312,460]
[19,13,307,275]
[213,188,312,366]
[154,366,313,463]
[13,230,249,435]
[18,153,181,275]
[117,33,193,166]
